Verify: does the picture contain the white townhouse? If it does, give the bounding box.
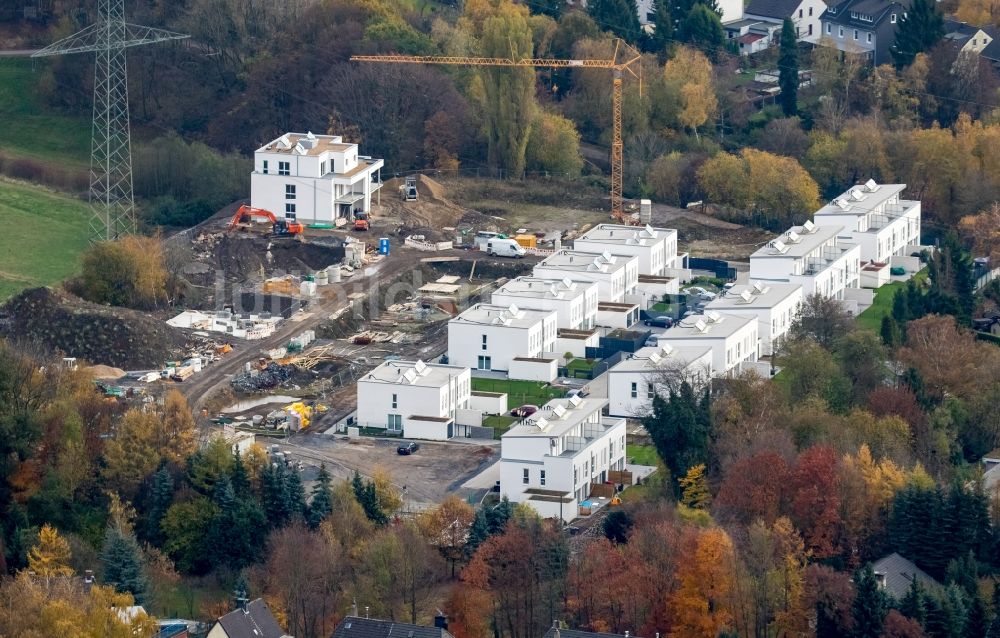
[533,250,639,303]
[750,221,861,300]
[573,224,681,277]
[447,303,557,372]
[607,344,714,418]
[813,179,921,266]
[657,311,759,376]
[251,132,383,224]
[705,282,804,356]
[500,396,627,522]
[491,277,599,331]
[355,359,470,440]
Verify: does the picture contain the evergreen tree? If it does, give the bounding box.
[230,454,250,498]
[891,0,944,68]
[680,4,726,58]
[100,526,148,604]
[880,315,902,348]
[603,510,634,543]
[643,381,711,494]
[778,18,798,116]
[967,591,989,638]
[588,0,643,44]
[534,0,563,19]
[145,467,174,544]
[351,471,388,526]
[213,474,235,515]
[488,495,514,534]
[306,464,333,529]
[263,464,292,527]
[900,576,927,625]
[892,287,912,324]
[649,0,674,54]
[852,564,889,638]
[924,594,952,638]
[285,467,307,521]
[466,509,491,557]
[987,582,1000,638]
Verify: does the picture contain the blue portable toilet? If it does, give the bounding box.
[379,237,390,255]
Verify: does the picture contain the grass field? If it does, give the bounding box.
[483,414,518,439]
[626,443,661,466]
[856,269,928,332]
[0,59,90,167]
[471,377,567,409]
[0,178,90,300]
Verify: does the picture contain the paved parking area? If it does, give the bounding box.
[271,433,499,510]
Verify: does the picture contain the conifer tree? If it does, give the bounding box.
[891,0,944,68]
[900,576,927,625]
[967,591,989,638]
[306,464,333,529]
[145,467,174,544]
[100,526,148,604]
[263,464,292,527]
[589,0,643,44]
[649,0,674,54]
[230,454,250,498]
[285,467,307,521]
[351,471,388,526]
[852,564,888,638]
[778,18,798,116]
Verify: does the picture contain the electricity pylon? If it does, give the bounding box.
[352,39,641,223]
[32,0,188,241]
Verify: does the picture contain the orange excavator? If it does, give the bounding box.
[228,204,304,238]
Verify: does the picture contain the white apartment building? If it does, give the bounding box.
[355,359,470,440]
[500,396,627,522]
[813,180,921,266]
[657,311,759,376]
[573,224,680,276]
[251,132,383,224]
[607,344,714,417]
[491,277,599,330]
[749,221,861,300]
[704,282,804,356]
[448,303,557,372]
[533,250,639,303]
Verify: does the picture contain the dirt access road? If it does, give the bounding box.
[178,244,422,412]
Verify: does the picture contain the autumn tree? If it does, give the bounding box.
[715,451,789,526]
[679,464,710,509]
[790,293,856,350]
[788,446,842,559]
[102,409,162,498]
[78,235,169,310]
[899,315,1000,402]
[668,527,736,637]
[418,495,475,577]
[158,390,196,466]
[959,203,1000,265]
[27,524,74,578]
[664,46,716,139]
[526,111,584,176]
[778,18,799,116]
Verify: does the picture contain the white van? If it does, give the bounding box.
[486,238,526,258]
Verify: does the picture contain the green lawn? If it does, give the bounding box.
[566,358,597,373]
[856,269,928,332]
[483,414,518,439]
[627,443,661,466]
[471,377,567,409]
[0,178,90,300]
[0,59,90,167]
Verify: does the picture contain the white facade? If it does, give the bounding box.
[500,397,627,523]
[742,0,828,42]
[813,181,921,267]
[704,282,804,356]
[491,277,599,330]
[573,224,680,276]
[607,344,714,417]
[657,312,759,376]
[750,222,861,300]
[533,250,639,303]
[251,132,383,224]
[448,303,557,372]
[355,359,470,439]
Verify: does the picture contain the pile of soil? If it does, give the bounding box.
[378,175,467,238]
[1,288,184,369]
[210,235,345,280]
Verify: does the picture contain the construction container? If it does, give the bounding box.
[316,270,329,286]
[171,366,194,382]
[514,234,537,249]
[300,281,317,297]
[330,267,342,283]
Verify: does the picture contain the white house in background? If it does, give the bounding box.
[573,224,680,276]
[251,132,383,224]
[448,303,557,372]
[355,359,470,440]
[750,221,861,300]
[500,396,627,522]
[724,17,783,55]
[705,282,804,356]
[491,277,599,330]
[533,250,639,303]
[607,344,714,417]
[813,180,921,266]
[657,311,759,376]
[741,0,828,42]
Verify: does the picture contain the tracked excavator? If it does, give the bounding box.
[228,204,304,238]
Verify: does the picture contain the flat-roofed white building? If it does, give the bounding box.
[251,132,383,224]
[750,221,861,300]
[657,311,759,376]
[491,276,599,330]
[813,180,921,268]
[533,250,639,303]
[704,282,804,356]
[356,359,470,440]
[573,224,680,276]
[448,303,557,372]
[607,344,714,417]
[500,396,627,522]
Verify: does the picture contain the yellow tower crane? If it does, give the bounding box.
[351,39,642,223]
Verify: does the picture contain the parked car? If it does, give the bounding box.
[643,315,673,328]
[567,387,590,398]
[511,404,539,417]
[683,286,717,301]
[397,441,420,455]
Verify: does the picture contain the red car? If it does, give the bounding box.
[511,405,539,417]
